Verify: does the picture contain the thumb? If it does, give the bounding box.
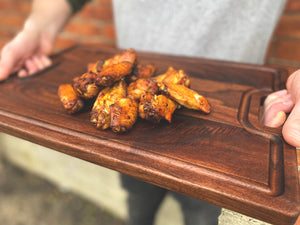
[0,54,17,81]
[0,44,23,81]
[261,89,294,127]
[282,102,300,147]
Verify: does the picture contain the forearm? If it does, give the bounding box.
[24,0,73,40]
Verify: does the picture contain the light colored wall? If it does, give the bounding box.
[218,209,271,225]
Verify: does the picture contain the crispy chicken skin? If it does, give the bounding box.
[96,62,133,87]
[88,49,135,74]
[103,51,130,68]
[110,98,138,133]
[96,49,137,87]
[139,93,177,123]
[87,60,104,74]
[90,80,127,130]
[58,48,212,133]
[58,84,84,114]
[158,83,211,114]
[127,78,159,101]
[72,72,100,99]
[154,67,191,87]
[128,63,157,82]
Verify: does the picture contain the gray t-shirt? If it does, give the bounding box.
[113,0,286,64]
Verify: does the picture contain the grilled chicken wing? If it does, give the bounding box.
[73,72,100,99]
[103,51,130,68]
[96,49,137,87]
[154,67,190,87]
[88,49,134,74]
[87,60,104,74]
[158,83,211,113]
[128,63,157,82]
[139,93,177,123]
[90,80,127,130]
[127,78,159,101]
[110,98,138,133]
[58,48,212,134]
[58,84,84,114]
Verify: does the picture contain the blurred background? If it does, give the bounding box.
[0,0,300,68]
[0,158,127,225]
[0,0,300,224]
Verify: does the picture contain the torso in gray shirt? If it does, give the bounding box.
[113,0,286,64]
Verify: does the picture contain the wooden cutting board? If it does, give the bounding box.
[0,45,298,225]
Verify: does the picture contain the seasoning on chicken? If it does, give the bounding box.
[153,66,191,87]
[87,60,104,74]
[127,78,159,101]
[58,84,84,114]
[88,51,128,75]
[58,48,212,134]
[139,93,178,123]
[72,71,100,99]
[90,80,127,130]
[128,63,157,82]
[95,49,137,87]
[110,98,138,133]
[158,82,211,114]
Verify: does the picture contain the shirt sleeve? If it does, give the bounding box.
[67,0,91,13]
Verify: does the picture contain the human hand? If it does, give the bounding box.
[0,0,73,81]
[0,27,54,81]
[262,70,300,147]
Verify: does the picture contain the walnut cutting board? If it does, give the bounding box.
[0,45,298,225]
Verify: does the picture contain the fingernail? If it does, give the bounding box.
[18,69,27,77]
[41,55,52,67]
[269,111,286,127]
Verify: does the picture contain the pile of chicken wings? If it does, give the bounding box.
[58,49,211,133]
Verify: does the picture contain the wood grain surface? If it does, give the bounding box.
[0,45,298,225]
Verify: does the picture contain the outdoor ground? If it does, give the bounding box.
[0,157,127,225]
